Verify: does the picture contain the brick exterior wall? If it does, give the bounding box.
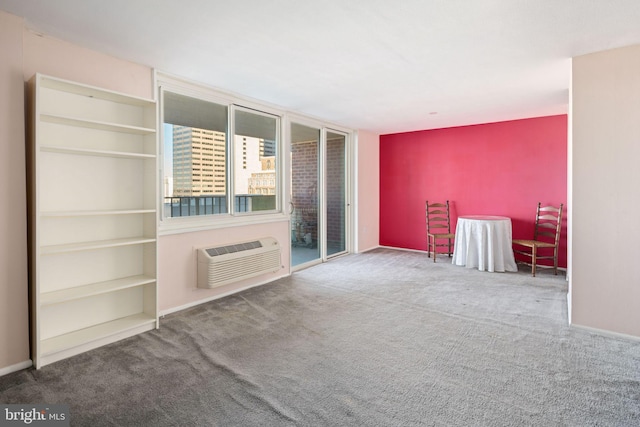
[291,138,345,248]
[291,141,318,243]
[326,138,345,247]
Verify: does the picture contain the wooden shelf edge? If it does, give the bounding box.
[41,113,155,135]
[41,145,156,159]
[41,209,156,217]
[39,314,157,365]
[38,74,155,107]
[41,237,157,255]
[41,275,156,306]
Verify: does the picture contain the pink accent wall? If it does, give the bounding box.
[380,115,568,268]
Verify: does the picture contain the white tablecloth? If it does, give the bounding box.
[452,215,518,272]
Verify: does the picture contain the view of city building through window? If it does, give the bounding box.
[162,91,279,217]
[171,126,226,197]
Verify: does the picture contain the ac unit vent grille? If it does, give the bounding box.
[197,237,280,289]
[205,241,262,257]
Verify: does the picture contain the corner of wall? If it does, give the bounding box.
[0,9,30,373]
[356,130,380,252]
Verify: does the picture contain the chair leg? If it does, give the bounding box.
[432,238,437,263]
[427,237,431,258]
[531,246,537,277]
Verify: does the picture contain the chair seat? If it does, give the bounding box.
[512,239,555,248]
[428,232,455,238]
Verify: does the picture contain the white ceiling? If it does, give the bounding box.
[3,0,640,134]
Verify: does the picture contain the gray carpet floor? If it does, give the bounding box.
[1,248,639,426]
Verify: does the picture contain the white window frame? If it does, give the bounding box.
[229,104,281,218]
[156,73,287,235]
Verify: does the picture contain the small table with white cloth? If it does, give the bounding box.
[452,215,518,272]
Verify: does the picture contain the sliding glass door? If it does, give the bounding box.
[290,123,321,266]
[290,122,349,268]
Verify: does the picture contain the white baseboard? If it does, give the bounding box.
[159,274,291,318]
[380,246,570,275]
[570,323,640,342]
[356,245,382,254]
[378,245,428,254]
[0,360,32,377]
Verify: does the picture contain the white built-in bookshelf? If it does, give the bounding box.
[28,74,158,368]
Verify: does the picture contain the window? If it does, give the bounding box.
[232,107,279,213]
[160,84,281,224]
[162,92,227,219]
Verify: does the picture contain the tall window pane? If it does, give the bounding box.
[290,123,320,266]
[162,91,228,217]
[326,131,346,256]
[233,108,279,213]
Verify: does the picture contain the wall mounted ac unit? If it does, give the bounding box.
[197,237,281,289]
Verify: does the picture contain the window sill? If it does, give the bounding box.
[158,212,289,236]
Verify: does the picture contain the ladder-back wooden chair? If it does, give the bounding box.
[512,203,563,276]
[426,200,455,262]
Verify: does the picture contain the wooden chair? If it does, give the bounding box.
[426,200,455,262]
[512,203,563,276]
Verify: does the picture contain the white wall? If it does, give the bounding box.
[356,130,380,252]
[571,44,640,337]
[0,10,29,374]
[158,222,290,313]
